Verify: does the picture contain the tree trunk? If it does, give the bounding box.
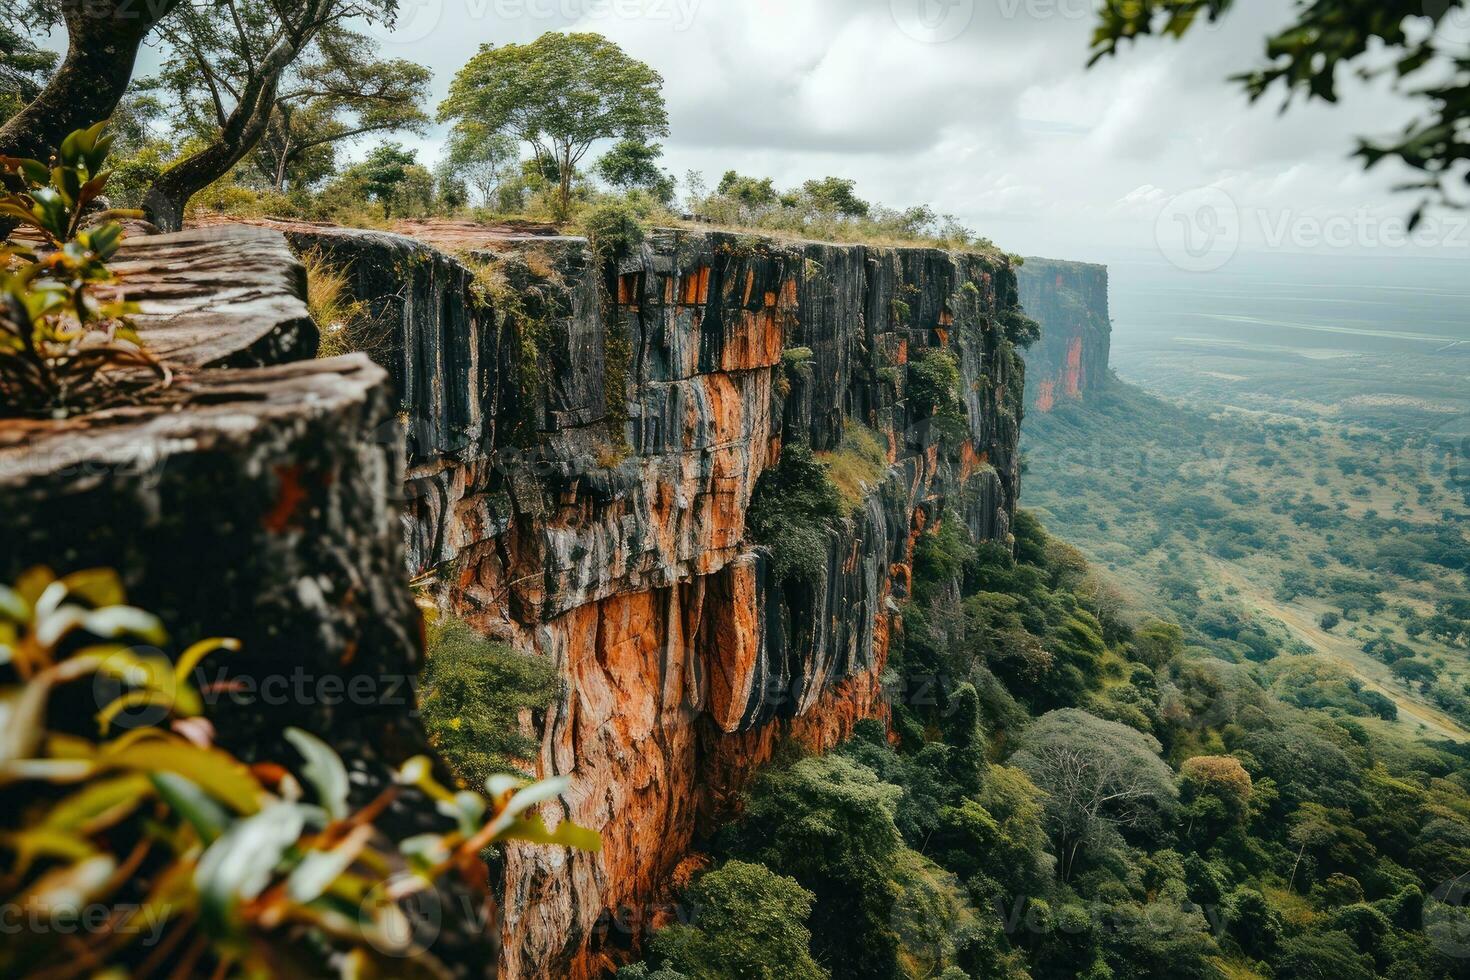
[557,145,573,219]
[145,78,278,231]
[144,0,334,231]
[0,0,178,167]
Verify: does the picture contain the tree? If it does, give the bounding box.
[0,2,57,121]
[802,176,869,217]
[1011,709,1178,880]
[717,754,906,980]
[595,138,674,202]
[0,0,181,166]
[647,861,828,980]
[439,32,668,217]
[247,33,430,191]
[1091,0,1470,225]
[1222,887,1283,958]
[1133,618,1184,668]
[348,142,417,216]
[441,121,519,207]
[1180,755,1252,840]
[716,169,778,209]
[143,0,401,230]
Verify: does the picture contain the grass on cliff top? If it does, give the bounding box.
[300,247,394,359]
[190,178,1016,261]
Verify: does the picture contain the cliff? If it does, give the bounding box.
[1016,256,1111,411]
[277,221,1031,978]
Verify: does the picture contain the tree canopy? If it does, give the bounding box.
[142,0,409,229]
[1011,708,1179,879]
[439,32,669,216]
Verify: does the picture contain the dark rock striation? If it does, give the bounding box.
[278,222,1031,978]
[1017,256,1111,411]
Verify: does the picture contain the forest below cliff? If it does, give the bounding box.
[1025,378,1470,740]
[612,436,1470,980]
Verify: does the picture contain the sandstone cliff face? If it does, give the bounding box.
[283,224,1029,978]
[1017,257,1111,412]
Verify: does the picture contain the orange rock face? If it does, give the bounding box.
[367,229,1029,978]
[1016,257,1111,412]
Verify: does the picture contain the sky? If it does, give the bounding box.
[75,0,1470,265]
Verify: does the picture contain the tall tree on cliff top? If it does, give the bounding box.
[1091,0,1470,224]
[0,0,180,165]
[142,0,407,230]
[438,32,669,218]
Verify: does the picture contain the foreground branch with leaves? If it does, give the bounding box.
[0,566,599,978]
[0,121,167,418]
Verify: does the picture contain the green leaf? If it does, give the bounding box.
[0,828,97,877]
[195,802,306,935]
[0,156,49,186]
[42,773,152,832]
[0,584,27,623]
[151,771,231,843]
[497,815,601,852]
[80,606,168,645]
[286,824,373,903]
[58,568,126,608]
[0,678,52,765]
[285,728,350,821]
[483,776,570,839]
[102,738,262,814]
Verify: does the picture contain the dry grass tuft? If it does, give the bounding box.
[301,248,388,359]
[820,423,890,514]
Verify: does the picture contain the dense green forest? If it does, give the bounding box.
[619,451,1470,979]
[1023,379,1470,740]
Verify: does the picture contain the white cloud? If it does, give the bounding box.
[88,0,1464,259]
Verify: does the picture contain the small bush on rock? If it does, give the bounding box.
[418,617,561,786]
[746,442,845,587]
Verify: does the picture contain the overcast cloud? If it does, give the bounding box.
[115,0,1470,263]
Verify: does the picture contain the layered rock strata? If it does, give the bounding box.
[281,223,1030,978]
[1017,256,1110,411]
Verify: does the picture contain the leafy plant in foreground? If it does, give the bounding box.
[0,567,599,977]
[0,122,167,418]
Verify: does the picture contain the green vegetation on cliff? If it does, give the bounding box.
[1024,377,1470,738]
[624,506,1470,980]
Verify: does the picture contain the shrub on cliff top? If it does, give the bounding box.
[418,617,561,786]
[580,196,649,259]
[746,442,845,587]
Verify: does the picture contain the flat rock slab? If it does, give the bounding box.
[108,224,317,368]
[0,224,416,759]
